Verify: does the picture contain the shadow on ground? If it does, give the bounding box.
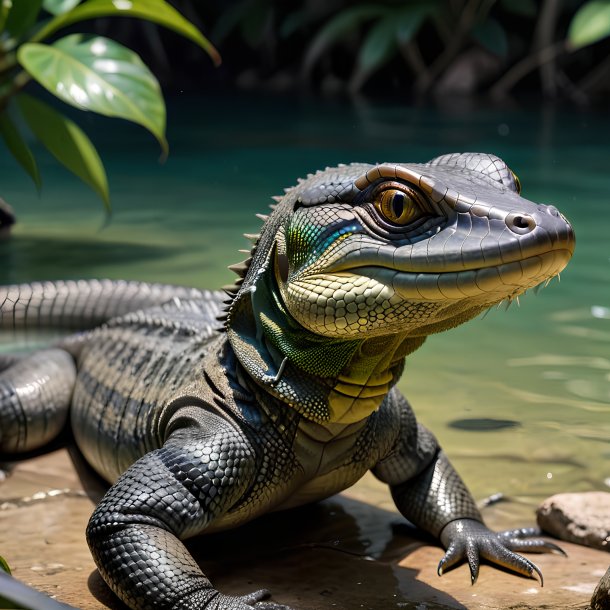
[1,446,606,610]
[82,469,465,610]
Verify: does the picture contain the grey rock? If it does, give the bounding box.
[591,566,610,610]
[537,492,610,551]
[434,48,503,95]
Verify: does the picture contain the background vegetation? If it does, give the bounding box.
[119,0,610,103]
[2,0,609,210]
[0,0,219,210]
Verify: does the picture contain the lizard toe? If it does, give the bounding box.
[209,588,292,610]
[498,526,542,539]
[480,541,544,585]
[465,541,481,584]
[235,589,294,610]
[505,536,567,556]
[437,540,464,576]
[238,589,271,605]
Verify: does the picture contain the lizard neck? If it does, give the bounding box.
[326,333,424,423]
[226,263,425,424]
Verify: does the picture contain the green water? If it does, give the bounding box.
[1,93,608,513]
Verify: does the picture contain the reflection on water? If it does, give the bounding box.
[0,93,608,517]
[448,418,520,431]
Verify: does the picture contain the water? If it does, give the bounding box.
[1,93,608,515]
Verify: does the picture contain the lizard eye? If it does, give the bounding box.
[373,185,423,225]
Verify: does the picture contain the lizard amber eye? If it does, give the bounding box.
[374,186,423,225]
[510,170,522,194]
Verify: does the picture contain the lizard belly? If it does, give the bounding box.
[272,419,376,511]
[273,465,369,511]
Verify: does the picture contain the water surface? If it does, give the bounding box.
[1,93,608,516]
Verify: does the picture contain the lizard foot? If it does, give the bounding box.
[207,589,294,610]
[438,519,566,585]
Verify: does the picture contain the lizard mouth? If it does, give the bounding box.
[390,249,573,302]
[327,248,573,304]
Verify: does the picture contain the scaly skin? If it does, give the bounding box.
[0,153,574,609]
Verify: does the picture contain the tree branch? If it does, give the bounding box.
[415,0,487,94]
[489,40,566,99]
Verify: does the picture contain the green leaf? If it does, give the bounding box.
[280,9,316,38]
[350,14,398,91]
[240,2,272,48]
[0,112,42,190]
[303,5,387,74]
[4,0,43,40]
[568,0,610,49]
[43,0,83,16]
[395,3,436,44]
[16,93,110,209]
[18,35,167,155]
[0,2,11,33]
[212,0,250,43]
[499,0,537,17]
[472,18,508,57]
[31,0,221,66]
[0,556,10,575]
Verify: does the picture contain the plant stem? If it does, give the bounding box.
[415,0,486,94]
[489,40,566,99]
[0,70,31,113]
[532,0,560,97]
[397,39,428,81]
[578,54,610,94]
[0,52,17,75]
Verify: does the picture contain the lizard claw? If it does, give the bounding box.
[438,519,565,585]
[436,532,481,583]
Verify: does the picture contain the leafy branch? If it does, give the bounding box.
[294,0,610,99]
[0,0,220,211]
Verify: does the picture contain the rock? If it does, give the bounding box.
[591,566,610,610]
[434,48,503,95]
[0,197,16,239]
[537,492,610,551]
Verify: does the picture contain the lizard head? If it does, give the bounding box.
[257,152,574,339]
[224,153,574,421]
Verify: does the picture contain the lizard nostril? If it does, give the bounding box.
[505,212,536,234]
[546,205,561,218]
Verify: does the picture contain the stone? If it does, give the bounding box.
[537,492,610,551]
[0,198,15,240]
[591,566,610,610]
[434,48,503,95]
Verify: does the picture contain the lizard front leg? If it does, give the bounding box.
[86,410,291,610]
[373,391,563,583]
